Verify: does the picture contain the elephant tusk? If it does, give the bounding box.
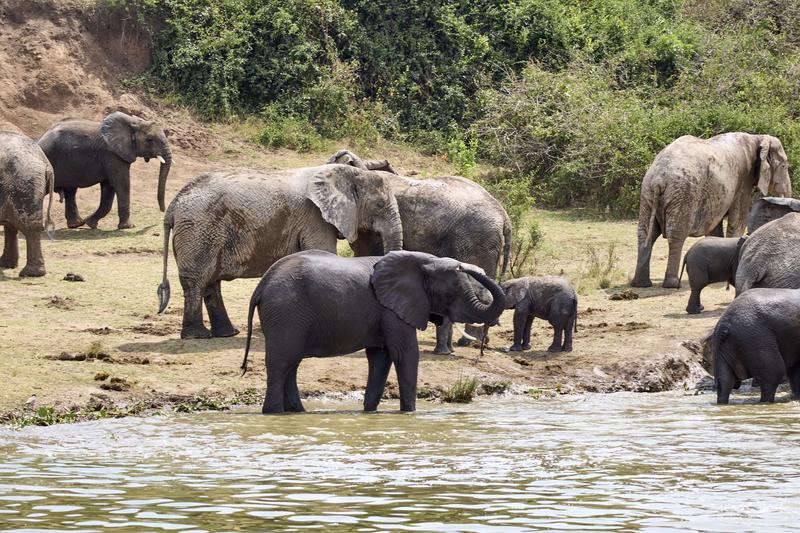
[157,155,166,164]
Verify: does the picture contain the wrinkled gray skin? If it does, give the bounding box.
[241,250,506,413]
[633,133,791,289]
[327,150,511,354]
[501,276,577,353]
[38,112,172,229]
[158,165,404,339]
[735,212,800,295]
[702,288,800,404]
[747,196,800,233]
[0,131,55,277]
[679,236,745,314]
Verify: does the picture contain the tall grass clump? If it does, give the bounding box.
[441,375,479,404]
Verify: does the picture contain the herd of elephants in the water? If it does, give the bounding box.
[2,113,800,412]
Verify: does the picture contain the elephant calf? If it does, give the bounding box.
[0,131,55,277]
[501,276,577,353]
[702,288,800,404]
[679,237,745,314]
[241,250,505,414]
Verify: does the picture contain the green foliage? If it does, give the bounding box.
[441,375,479,403]
[584,243,620,289]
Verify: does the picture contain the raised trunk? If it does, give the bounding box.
[461,268,506,324]
[157,147,172,212]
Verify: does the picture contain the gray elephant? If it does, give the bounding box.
[327,150,511,354]
[500,276,577,352]
[240,250,505,413]
[747,196,800,233]
[0,131,55,277]
[38,112,172,229]
[679,236,745,314]
[702,288,800,403]
[157,165,403,339]
[632,133,791,289]
[735,213,800,295]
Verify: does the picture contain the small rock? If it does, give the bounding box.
[63,273,85,282]
[94,372,110,381]
[610,289,639,301]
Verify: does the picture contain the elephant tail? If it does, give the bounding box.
[501,214,512,276]
[678,255,687,286]
[44,164,55,240]
[157,208,173,314]
[241,285,261,377]
[573,296,578,332]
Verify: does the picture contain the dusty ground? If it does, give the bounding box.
[0,0,721,421]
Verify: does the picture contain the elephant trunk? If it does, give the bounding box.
[157,146,172,212]
[378,208,403,253]
[460,267,506,325]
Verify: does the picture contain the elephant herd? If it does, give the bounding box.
[2,116,799,410]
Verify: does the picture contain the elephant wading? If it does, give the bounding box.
[327,150,511,355]
[736,212,800,295]
[240,250,506,413]
[38,112,172,229]
[747,196,800,233]
[702,288,800,404]
[0,131,55,277]
[157,165,404,339]
[632,133,790,289]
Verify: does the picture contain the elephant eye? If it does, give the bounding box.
[376,199,386,209]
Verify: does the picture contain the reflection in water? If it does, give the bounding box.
[1,393,800,531]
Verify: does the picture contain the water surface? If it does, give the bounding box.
[1,392,799,532]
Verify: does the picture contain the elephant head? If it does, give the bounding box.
[371,251,506,330]
[307,165,403,252]
[747,196,800,233]
[756,135,791,197]
[326,149,397,174]
[500,279,528,309]
[100,112,172,211]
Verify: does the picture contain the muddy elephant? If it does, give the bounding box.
[327,150,511,354]
[747,196,800,233]
[38,112,172,229]
[0,131,55,277]
[157,165,404,339]
[241,250,506,413]
[735,213,800,295]
[501,276,577,353]
[679,237,745,314]
[632,133,791,289]
[702,287,800,403]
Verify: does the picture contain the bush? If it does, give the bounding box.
[441,375,479,403]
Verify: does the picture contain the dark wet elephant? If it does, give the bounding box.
[0,131,55,277]
[702,288,800,404]
[501,276,578,352]
[157,165,404,339]
[679,237,745,314]
[747,196,800,233]
[241,250,506,413]
[38,112,172,229]
[736,213,800,295]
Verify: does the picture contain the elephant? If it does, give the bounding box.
[157,165,404,339]
[0,131,55,277]
[632,133,791,289]
[240,250,506,413]
[747,196,800,233]
[735,212,800,295]
[37,112,172,229]
[679,236,746,314]
[701,287,800,403]
[326,149,511,355]
[500,276,577,353]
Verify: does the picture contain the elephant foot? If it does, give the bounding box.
[547,344,563,353]
[67,218,85,229]
[180,325,212,339]
[630,277,652,288]
[19,264,46,277]
[0,257,18,269]
[521,343,531,351]
[118,221,135,230]
[84,217,99,229]
[686,306,703,315]
[211,325,240,338]
[662,277,681,289]
[433,344,454,355]
[562,344,573,352]
[508,344,525,352]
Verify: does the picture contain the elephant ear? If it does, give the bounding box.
[306,167,359,242]
[502,280,527,309]
[757,137,773,196]
[371,251,432,330]
[100,112,137,163]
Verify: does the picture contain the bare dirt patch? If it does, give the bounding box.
[45,295,75,310]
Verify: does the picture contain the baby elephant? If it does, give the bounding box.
[501,276,577,352]
[702,288,800,404]
[679,236,746,314]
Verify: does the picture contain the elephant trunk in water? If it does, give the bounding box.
[156,145,172,212]
[459,266,506,325]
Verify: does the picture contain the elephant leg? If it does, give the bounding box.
[0,225,19,268]
[433,320,454,355]
[383,316,419,412]
[522,315,533,350]
[710,220,724,237]
[759,379,780,403]
[364,347,392,411]
[394,354,419,412]
[509,309,528,351]
[204,281,239,337]
[180,277,211,339]
[263,359,293,414]
[663,233,687,289]
[63,188,84,228]
[84,182,115,229]
[283,363,304,413]
[686,286,704,314]
[631,204,660,287]
[115,172,134,229]
[562,316,574,352]
[548,324,564,353]
[715,361,736,405]
[788,364,800,399]
[19,228,45,277]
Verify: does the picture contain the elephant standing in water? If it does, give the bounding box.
[241,250,506,413]
[632,133,790,289]
[327,150,511,354]
[735,213,800,295]
[747,196,800,233]
[157,165,403,339]
[38,112,172,229]
[0,131,55,277]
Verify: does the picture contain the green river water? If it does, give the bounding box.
[1,392,799,532]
